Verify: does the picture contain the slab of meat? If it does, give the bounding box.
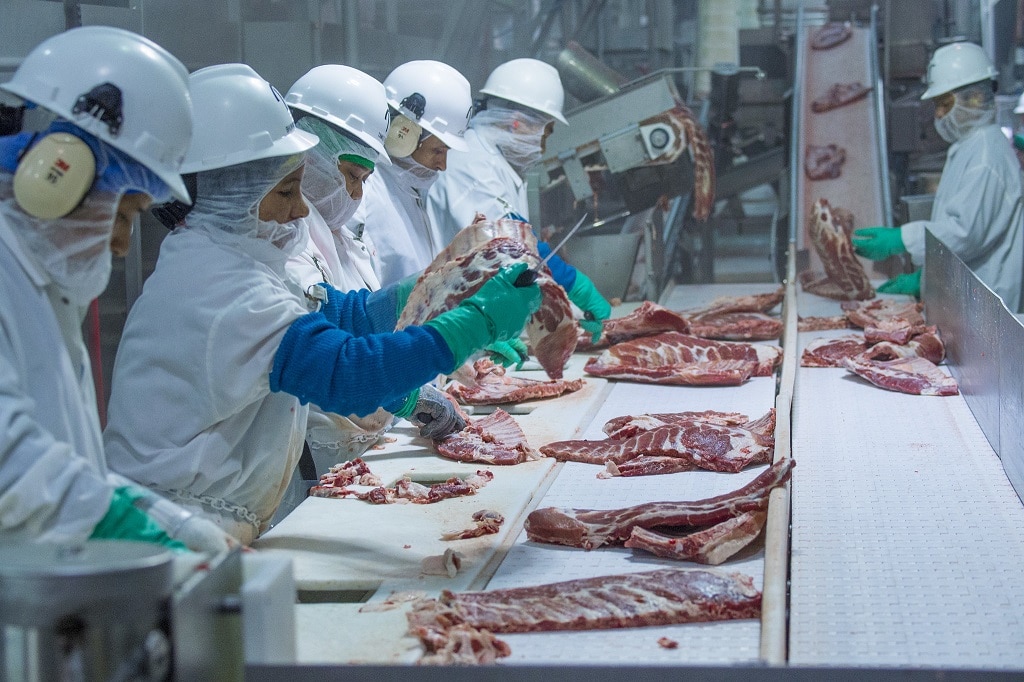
[798,315,852,332]
[441,510,505,541]
[397,219,576,379]
[840,299,927,344]
[407,568,761,645]
[681,287,784,317]
[578,300,691,350]
[811,21,852,50]
[688,311,783,341]
[805,143,846,180]
[673,102,716,221]
[800,198,874,300]
[525,458,793,549]
[624,509,768,565]
[842,355,959,396]
[445,358,584,406]
[800,334,868,367]
[602,409,749,440]
[584,332,782,386]
[434,409,538,465]
[860,326,945,364]
[810,82,872,113]
[540,408,776,474]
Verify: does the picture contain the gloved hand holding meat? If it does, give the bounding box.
[408,384,467,440]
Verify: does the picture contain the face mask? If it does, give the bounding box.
[934,113,959,143]
[389,154,438,192]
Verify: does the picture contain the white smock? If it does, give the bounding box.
[427,126,527,243]
[901,124,1024,312]
[0,217,113,542]
[348,159,446,287]
[103,228,310,545]
[286,206,392,470]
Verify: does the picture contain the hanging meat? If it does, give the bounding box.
[799,198,875,300]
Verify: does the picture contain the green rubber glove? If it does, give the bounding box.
[568,271,611,343]
[425,262,542,370]
[851,226,906,261]
[89,487,187,551]
[485,338,529,369]
[877,269,922,297]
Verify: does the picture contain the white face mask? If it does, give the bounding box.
[934,113,959,143]
[388,155,438,192]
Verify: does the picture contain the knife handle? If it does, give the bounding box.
[514,268,539,287]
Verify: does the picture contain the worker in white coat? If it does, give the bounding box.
[283,65,466,470]
[104,64,541,544]
[853,42,1024,311]
[348,60,473,286]
[427,58,612,344]
[0,27,235,553]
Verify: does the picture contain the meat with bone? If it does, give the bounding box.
[407,568,761,643]
[672,102,716,221]
[687,311,783,341]
[840,299,927,344]
[577,300,691,350]
[396,219,576,379]
[446,358,584,405]
[800,334,868,368]
[842,355,959,396]
[525,458,793,549]
[681,286,784,318]
[434,409,538,465]
[800,198,875,300]
[810,82,872,113]
[798,315,853,332]
[811,21,852,50]
[310,461,495,503]
[860,326,945,364]
[540,408,775,473]
[805,144,846,180]
[308,458,382,497]
[602,409,749,440]
[585,332,781,386]
[624,509,768,565]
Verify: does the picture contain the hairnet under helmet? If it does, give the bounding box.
[470,101,550,175]
[295,116,375,230]
[934,81,996,143]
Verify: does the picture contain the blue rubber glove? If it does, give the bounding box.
[485,338,529,369]
[851,227,906,261]
[877,269,921,297]
[537,240,578,290]
[424,263,542,368]
[568,272,612,343]
[407,384,466,440]
[89,487,187,551]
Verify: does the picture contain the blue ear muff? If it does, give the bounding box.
[13,133,96,219]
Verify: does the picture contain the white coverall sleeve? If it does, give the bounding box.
[427,167,514,239]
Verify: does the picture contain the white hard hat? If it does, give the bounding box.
[921,41,998,100]
[181,64,318,174]
[285,64,391,165]
[480,58,568,125]
[0,26,193,202]
[383,60,472,152]
[1014,91,1024,115]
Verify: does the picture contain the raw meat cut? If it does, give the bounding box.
[584,332,782,386]
[860,326,945,364]
[681,287,784,317]
[673,102,716,221]
[805,143,846,180]
[811,21,852,50]
[624,509,768,565]
[800,198,874,300]
[688,311,782,341]
[842,355,959,396]
[602,410,749,440]
[840,299,927,344]
[397,219,576,379]
[577,300,691,350]
[446,358,584,405]
[810,82,872,113]
[309,461,495,503]
[798,315,852,332]
[539,408,776,474]
[435,409,538,465]
[307,458,381,497]
[407,568,761,640]
[525,458,793,549]
[800,334,867,368]
[441,510,505,541]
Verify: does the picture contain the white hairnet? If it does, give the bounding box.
[471,101,550,175]
[296,116,379,168]
[295,117,368,229]
[0,121,174,305]
[186,152,309,260]
[935,81,996,143]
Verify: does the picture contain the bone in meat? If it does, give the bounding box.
[801,198,874,300]
[805,144,846,180]
[688,311,783,341]
[602,409,749,440]
[446,358,584,405]
[624,509,768,565]
[578,300,691,350]
[800,334,868,368]
[434,409,538,465]
[810,82,872,113]
[842,355,959,396]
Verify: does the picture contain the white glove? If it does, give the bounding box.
[170,514,239,554]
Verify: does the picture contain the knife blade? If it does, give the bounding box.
[514,213,589,287]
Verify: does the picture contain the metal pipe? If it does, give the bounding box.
[870,5,894,226]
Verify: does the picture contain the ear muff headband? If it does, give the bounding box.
[384,114,422,158]
[13,133,96,219]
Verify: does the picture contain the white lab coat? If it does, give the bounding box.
[103,228,310,545]
[901,124,1024,312]
[427,127,528,243]
[286,206,392,471]
[348,162,447,287]
[0,216,113,543]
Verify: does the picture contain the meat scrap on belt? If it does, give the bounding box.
[308,458,495,503]
[407,568,761,664]
[446,358,584,406]
[811,82,872,114]
[525,458,793,551]
[584,332,782,387]
[540,408,776,476]
[810,21,852,50]
[805,143,846,180]
[396,219,577,379]
[799,198,875,301]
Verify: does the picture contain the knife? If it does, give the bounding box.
[514,213,589,287]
